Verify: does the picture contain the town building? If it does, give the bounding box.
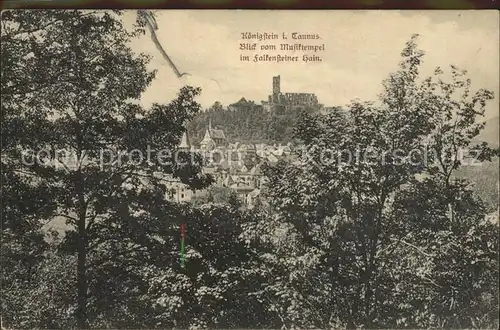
[200,119,226,150]
[228,97,264,112]
[163,121,295,208]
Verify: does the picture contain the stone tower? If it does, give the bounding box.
[273,75,281,95]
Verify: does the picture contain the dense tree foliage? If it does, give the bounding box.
[252,34,499,329]
[1,9,211,328]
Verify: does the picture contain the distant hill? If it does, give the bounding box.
[455,158,499,211]
[187,100,318,145]
[456,116,499,212]
[474,116,499,147]
[188,103,498,210]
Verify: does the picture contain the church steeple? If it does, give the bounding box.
[179,132,190,149]
[200,119,215,151]
[178,123,190,150]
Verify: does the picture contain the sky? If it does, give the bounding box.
[124,10,499,120]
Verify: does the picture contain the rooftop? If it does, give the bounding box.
[210,128,225,140]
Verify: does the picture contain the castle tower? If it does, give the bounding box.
[273,75,281,95]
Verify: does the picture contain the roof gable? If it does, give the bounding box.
[210,129,225,140]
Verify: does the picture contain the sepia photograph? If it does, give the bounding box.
[1,9,499,329]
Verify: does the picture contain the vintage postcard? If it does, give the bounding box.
[1,9,499,329]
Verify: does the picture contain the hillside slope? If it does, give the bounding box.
[456,116,499,211]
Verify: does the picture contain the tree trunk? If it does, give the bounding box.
[77,215,87,328]
[76,171,88,328]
